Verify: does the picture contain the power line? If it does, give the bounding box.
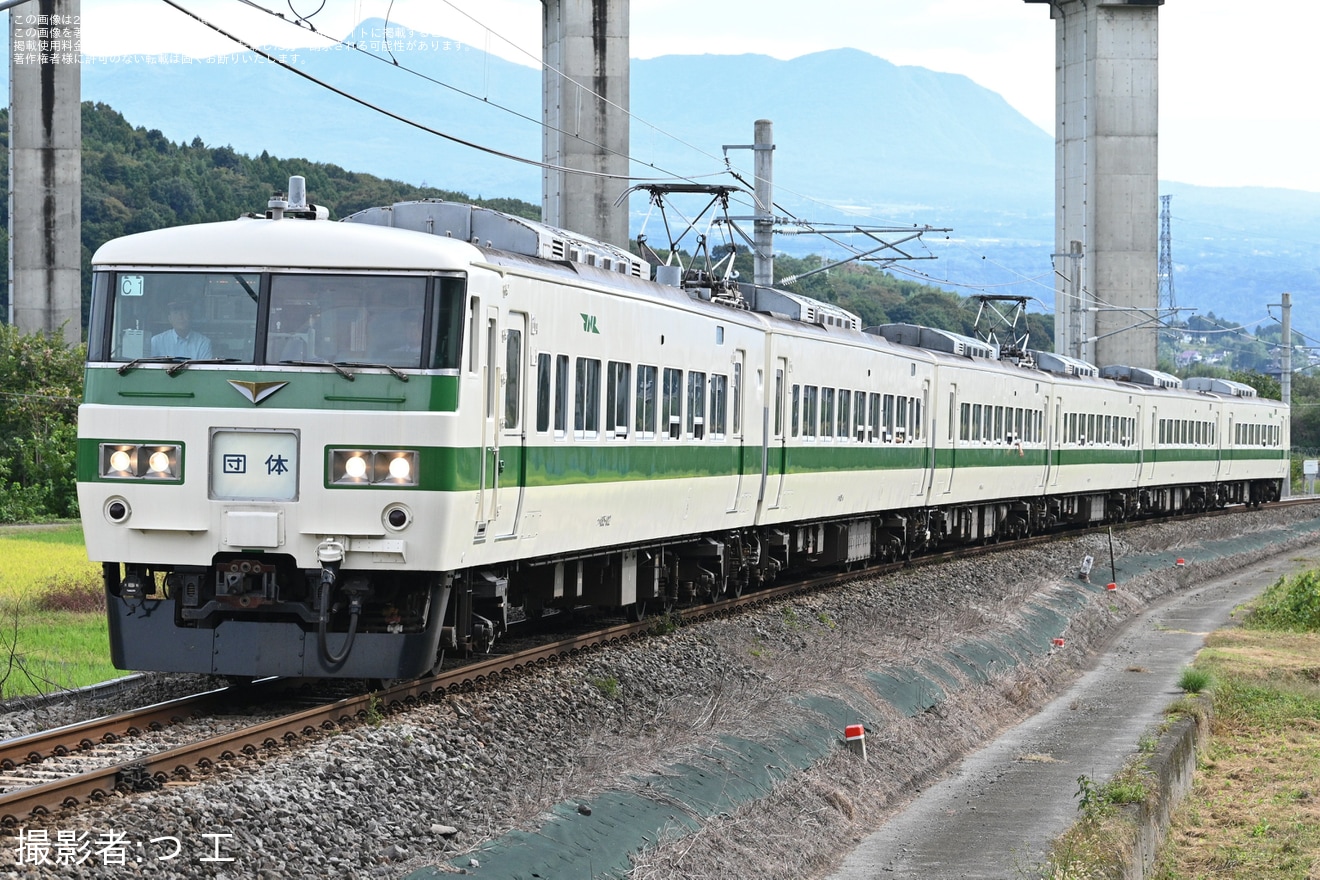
[160,0,685,181]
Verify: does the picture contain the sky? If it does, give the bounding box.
[71,0,1320,193]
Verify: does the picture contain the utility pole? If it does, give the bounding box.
[752,119,775,287]
[1281,291,1291,499]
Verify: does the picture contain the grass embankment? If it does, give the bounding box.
[1152,569,1320,879]
[0,525,117,699]
[1040,569,1320,879]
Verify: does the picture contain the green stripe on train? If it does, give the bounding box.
[76,434,1286,491]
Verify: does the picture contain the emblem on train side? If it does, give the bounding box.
[580,313,600,334]
[227,380,289,405]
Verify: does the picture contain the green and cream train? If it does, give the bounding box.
[77,180,1288,679]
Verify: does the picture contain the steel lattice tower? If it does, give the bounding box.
[1158,194,1175,317]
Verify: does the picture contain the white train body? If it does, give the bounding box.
[77,193,1287,678]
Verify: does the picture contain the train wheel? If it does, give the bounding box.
[626,601,648,622]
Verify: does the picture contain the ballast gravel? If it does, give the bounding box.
[2,504,1318,879]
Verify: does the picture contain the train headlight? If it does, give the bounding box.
[329,449,419,487]
[108,449,133,474]
[385,454,412,481]
[99,443,182,480]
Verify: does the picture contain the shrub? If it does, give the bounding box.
[1178,666,1213,694]
[1248,570,1320,632]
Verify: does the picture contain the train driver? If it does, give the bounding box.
[151,301,213,359]
[367,309,424,367]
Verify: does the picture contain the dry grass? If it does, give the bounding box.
[1153,629,1320,880]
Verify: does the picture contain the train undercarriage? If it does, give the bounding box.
[102,477,1282,679]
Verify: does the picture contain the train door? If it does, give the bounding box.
[943,383,957,494]
[1222,412,1233,477]
[1143,408,1158,481]
[476,308,527,540]
[917,379,932,499]
[727,349,746,512]
[761,355,789,510]
[496,312,528,539]
[1132,405,1143,483]
[1049,398,1061,488]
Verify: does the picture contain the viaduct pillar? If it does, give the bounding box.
[7,0,82,343]
[541,0,630,248]
[1025,0,1162,369]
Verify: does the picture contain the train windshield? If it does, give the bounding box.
[269,274,432,369]
[94,271,466,369]
[103,272,261,362]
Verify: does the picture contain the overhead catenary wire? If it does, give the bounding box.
[162,0,698,182]
[229,0,731,186]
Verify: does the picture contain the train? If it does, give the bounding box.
[76,177,1288,679]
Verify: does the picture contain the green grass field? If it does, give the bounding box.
[0,524,120,699]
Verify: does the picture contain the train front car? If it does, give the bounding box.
[78,201,481,679]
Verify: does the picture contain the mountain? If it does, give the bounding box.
[4,19,1317,337]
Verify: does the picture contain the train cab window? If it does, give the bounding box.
[803,386,819,439]
[264,273,435,369]
[605,361,631,439]
[820,388,835,439]
[687,371,707,439]
[574,358,602,439]
[554,354,570,437]
[536,353,552,433]
[710,374,728,439]
[635,365,658,439]
[101,271,261,364]
[663,368,683,440]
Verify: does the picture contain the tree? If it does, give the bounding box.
[0,325,84,522]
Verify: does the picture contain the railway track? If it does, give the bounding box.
[3,497,1315,827]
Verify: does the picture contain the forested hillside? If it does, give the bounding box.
[0,101,1055,350]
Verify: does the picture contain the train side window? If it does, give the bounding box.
[992,406,1003,443]
[1158,419,1165,445]
[635,365,658,439]
[773,370,785,438]
[803,386,819,439]
[959,402,970,442]
[710,374,728,440]
[536,353,551,433]
[554,354,570,437]
[468,299,481,373]
[896,396,909,443]
[687,371,707,439]
[792,384,801,438]
[574,357,601,439]
[606,361,631,439]
[663,368,683,440]
[820,388,835,439]
[884,395,897,441]
[837,388,850,441]
[971,404,982,442]
[871,392,882,443]
[913,397,923,442]
[504,327,522,431]
[732,359,743,437]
